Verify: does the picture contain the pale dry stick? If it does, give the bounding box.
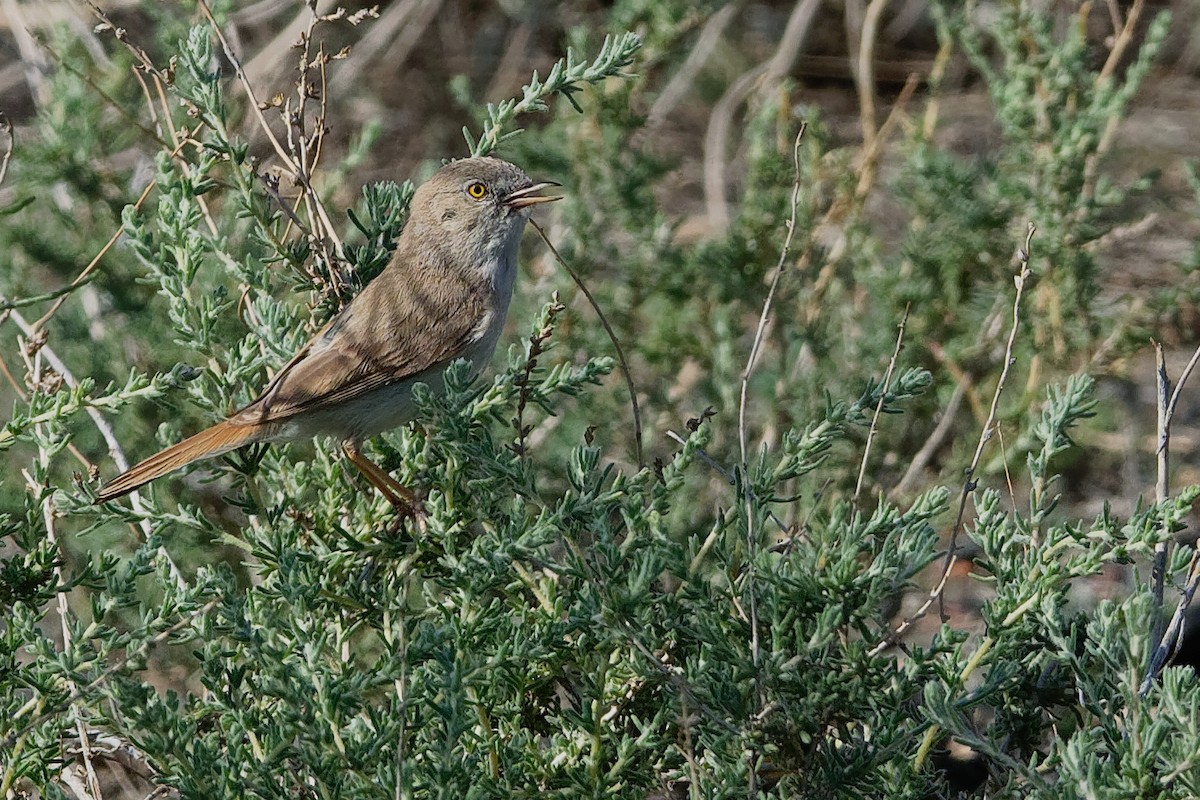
[530,219,644,468]
[852,71,917,205]
[1151,342,1200,592]
[1,597,223,753]
[19,339,103,800]
[87,3,166,82]
[57,769,94,800]
[702,0,821,234]
[299,50,343,288]
[1086,213,1160,254]
[736,128,805,753]
[920,34,954,140]
[128,55,169,142]
[283,108,323,252]
[703,67,759,234]
[1143,549,1200,698]
[852,305,909,511]
[888,298,1010,487]
[9,308,185,588]
[854,0,891,151]
[259,171,314,234]
[1078,0,1146,213]
[739,127,806,466]
[188,0,341,289]
[1139,338,1200,694]
[939,225,1036,579]
[285,10,329,239]
[1099,0,1147,82]
[195,0,344,258]
[869,223,1036,657]
[996,420,1018,529]
[60,732,167,797]
[760,0,823,88]
[646,1,741,128]
[1104,0,1124,32]
[21,468,103,800]
[867,529,961,661]
[295,57,344,264]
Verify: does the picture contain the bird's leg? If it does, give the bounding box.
[341,442,422,519]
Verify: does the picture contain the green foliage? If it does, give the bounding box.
[3,2,1200,798]
[467,32,643,157]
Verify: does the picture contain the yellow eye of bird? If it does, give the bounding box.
[466,181,488,200]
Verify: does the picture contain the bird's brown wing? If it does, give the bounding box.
[229,273,485,427]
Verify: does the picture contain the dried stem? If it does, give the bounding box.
[530,219,644,468]
[20,380,103,798]
[1140,337,1200,694]
[8,308,186,588]
[734,127,805,762]
[854,0,890,151]
[511,294,565,459]
[853,306,909,511]
[870,223,1036,656]
[739,127,807,466]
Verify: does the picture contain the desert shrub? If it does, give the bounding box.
[3,2,1200,798]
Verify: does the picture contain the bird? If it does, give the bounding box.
[97,156,560,513]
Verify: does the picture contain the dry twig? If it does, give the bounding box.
[870,223,1036,658]
[853,305,909,511]
[1140,338,1200,694]
[530,219,644,468]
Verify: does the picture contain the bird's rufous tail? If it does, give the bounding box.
[96,420,260,502]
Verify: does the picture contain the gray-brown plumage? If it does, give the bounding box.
[98,157,559,507]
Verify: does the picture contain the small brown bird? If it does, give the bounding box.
[98,157,559,511]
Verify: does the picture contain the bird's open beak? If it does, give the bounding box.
[503,180,562,209]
